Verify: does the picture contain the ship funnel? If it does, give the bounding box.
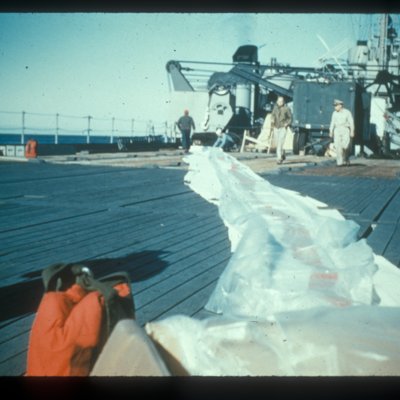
[233,45,258,64]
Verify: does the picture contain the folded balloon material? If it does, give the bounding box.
[184,147,397,318]
[142,146,400,376]
[146,306,400,376]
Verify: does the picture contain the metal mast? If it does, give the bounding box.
[378,14,388,69]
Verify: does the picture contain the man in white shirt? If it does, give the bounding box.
[329,99,355,166]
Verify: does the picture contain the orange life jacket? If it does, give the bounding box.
[26,285,103,376]
[26,264,135,376]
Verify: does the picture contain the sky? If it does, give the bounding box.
[0,13,386,135]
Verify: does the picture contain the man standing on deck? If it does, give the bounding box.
[329,99,354,167]
[177,109,196,154]
[271,96,292,164]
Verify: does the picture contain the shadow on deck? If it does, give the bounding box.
[0,250,169,323]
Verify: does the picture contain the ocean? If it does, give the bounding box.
[0,133,167,145]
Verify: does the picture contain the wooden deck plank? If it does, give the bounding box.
[161,280,221,321]
[0,198,204,254]
[0,207,108,235]
[0,206,79,230]
[0,212,218,284]
[0,203,28,218]
[0,167,183,193]
[367,224,396,255]
[0,209,153,252]
[135,260,228,326]
[0,182,190,221]
[341,179,379,214]
[0,208,183,264]
[363,223,396,255]
[0,167,185,205]
[0,211,110,245]
[0,208,225,308]
[265,175,356,211]
[90,222,228,292]
[0,350,27,376]
[0,194,195,244]
[360,186,400,221]
[0,165,184,188]
[266,173,399,224]
[131,236,230,296]
[0,205,112,239]
[133,247,230,310]
[0,331,29,365]
[382,224,400,267]
[0,227,229,329]
[0,315,34,344]
[0,314,29,330]
[0,220,230,314]
[0,183,185,207]
[377,189,400,224]
[0,161,130,182]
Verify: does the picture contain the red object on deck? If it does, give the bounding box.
[25,139,38,158]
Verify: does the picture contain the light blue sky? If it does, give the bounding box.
[0,13,381,133]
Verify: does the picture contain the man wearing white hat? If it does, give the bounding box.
[329,99,354,166]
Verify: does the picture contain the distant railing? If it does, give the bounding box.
[0,110,177,144]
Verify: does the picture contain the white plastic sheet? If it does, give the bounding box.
[144,146,400,376]
[184,146,390,318]
[146,306,400,376]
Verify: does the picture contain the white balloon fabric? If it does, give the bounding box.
[143,146,400,376]
[184,146,394,318]
[146,306,400,376]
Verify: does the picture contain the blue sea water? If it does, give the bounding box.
[0,133,166,145]
[0,133,116,145]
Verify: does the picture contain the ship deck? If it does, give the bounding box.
[0,156,399,376]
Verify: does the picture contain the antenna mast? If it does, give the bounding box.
[378,14,388,69]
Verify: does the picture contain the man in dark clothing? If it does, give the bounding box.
[177,109,196,153]
[271,96,292,164]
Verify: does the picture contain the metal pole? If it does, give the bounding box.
[250,84,255,126]
[55,113,59,144]
[21,111,26,144]
[131,118,135,135]
[378,14,388,69]
[173,121,177,142]
[87,116,92,144]
[111,117,115,144]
